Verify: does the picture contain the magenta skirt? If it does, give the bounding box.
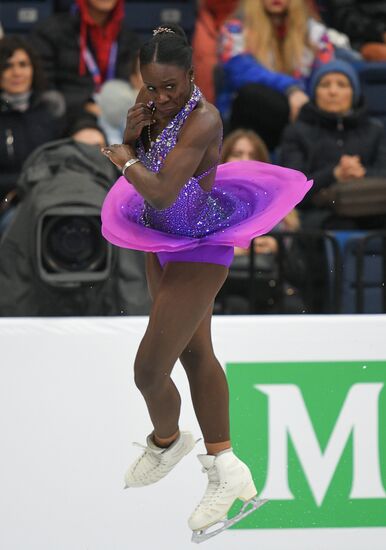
[156,245,235,268]
[101,161,312,267]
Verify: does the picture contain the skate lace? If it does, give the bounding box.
[132,442,151,451]
[130,442,171,480]
[194,466,226,512]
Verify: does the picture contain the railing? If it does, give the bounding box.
[354,231,386,313]
[217,230,386,315]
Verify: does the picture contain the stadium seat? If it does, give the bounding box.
[124,1,196,41]
[1,1,196,37]
[1,0,53,33]
[356,62,386,133]
[54,0,72,11]
[332,230,386,313]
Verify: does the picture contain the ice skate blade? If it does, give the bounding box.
[191,497,268,544]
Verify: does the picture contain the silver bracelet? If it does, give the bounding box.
[122,158,140,175]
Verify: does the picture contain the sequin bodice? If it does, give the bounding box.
[135,85,248,237]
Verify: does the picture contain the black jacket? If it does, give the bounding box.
[29,12,141,112]
[279,99,386,207]
[329,0,386,48]
[0,91,65,200]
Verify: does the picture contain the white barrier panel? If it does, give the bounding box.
[0,315,385,550]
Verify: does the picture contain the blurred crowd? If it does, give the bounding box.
[1,0,386,315]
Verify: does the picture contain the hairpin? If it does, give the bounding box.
[153,26,175,36]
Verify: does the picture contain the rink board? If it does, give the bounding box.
[0,315,385,550]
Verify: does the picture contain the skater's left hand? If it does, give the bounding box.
[101,144,134,171]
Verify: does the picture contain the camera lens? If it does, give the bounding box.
[41,216,106,272]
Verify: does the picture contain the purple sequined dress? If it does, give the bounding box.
[101,85,312,267]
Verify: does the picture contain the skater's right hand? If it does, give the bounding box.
[123,102,155,144]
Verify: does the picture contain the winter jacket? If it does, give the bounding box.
[0,91,65,200]
[29,12,141,113]
[217,17,334,116]
[329,0,386,48]
[279,99,386,206]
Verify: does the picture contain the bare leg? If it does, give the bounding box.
[179,307,231,448]
[134,256,261,531]
[134,256,228,439]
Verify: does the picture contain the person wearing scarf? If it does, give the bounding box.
[77,0,124,86]
[30,0,140,120]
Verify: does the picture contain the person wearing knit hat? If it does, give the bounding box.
[280,59,386,230]
[29,0,140,120]
[309,59,361,106]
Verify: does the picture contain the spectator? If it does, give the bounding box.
[96,55,143,144]
[329,0,386,61]
[192,0,239,103]
[0,116,107,239]
[218,0,334,150]
[96,79,137,143]
[218,129,306,313]
[29,0,141,120]
[0,36,65,207]
[220,127,270,162]
[280,59,386,229]
[68,118,107,147]
[221,128,271,257]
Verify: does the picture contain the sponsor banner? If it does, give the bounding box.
[227,361,386,529]
[0,316,386,550]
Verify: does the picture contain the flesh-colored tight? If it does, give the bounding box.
[134,253,231,455]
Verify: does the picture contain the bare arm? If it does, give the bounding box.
[102,106,222,209]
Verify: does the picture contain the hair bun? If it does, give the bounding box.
[151,23,189,45]
[141,23,192,69]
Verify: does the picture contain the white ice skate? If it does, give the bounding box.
[124,430,196,488]
[189,449,268,543]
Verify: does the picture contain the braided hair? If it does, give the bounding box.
[139,24,192,70]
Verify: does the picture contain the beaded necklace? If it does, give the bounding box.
[147,103,156,147]
[137,84,202,172]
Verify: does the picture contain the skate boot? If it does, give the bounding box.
[124,431,196,488]
[189,449,268,543]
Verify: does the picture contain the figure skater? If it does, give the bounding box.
[101,25,311,542]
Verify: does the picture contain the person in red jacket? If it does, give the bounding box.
[192,0,239,102]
